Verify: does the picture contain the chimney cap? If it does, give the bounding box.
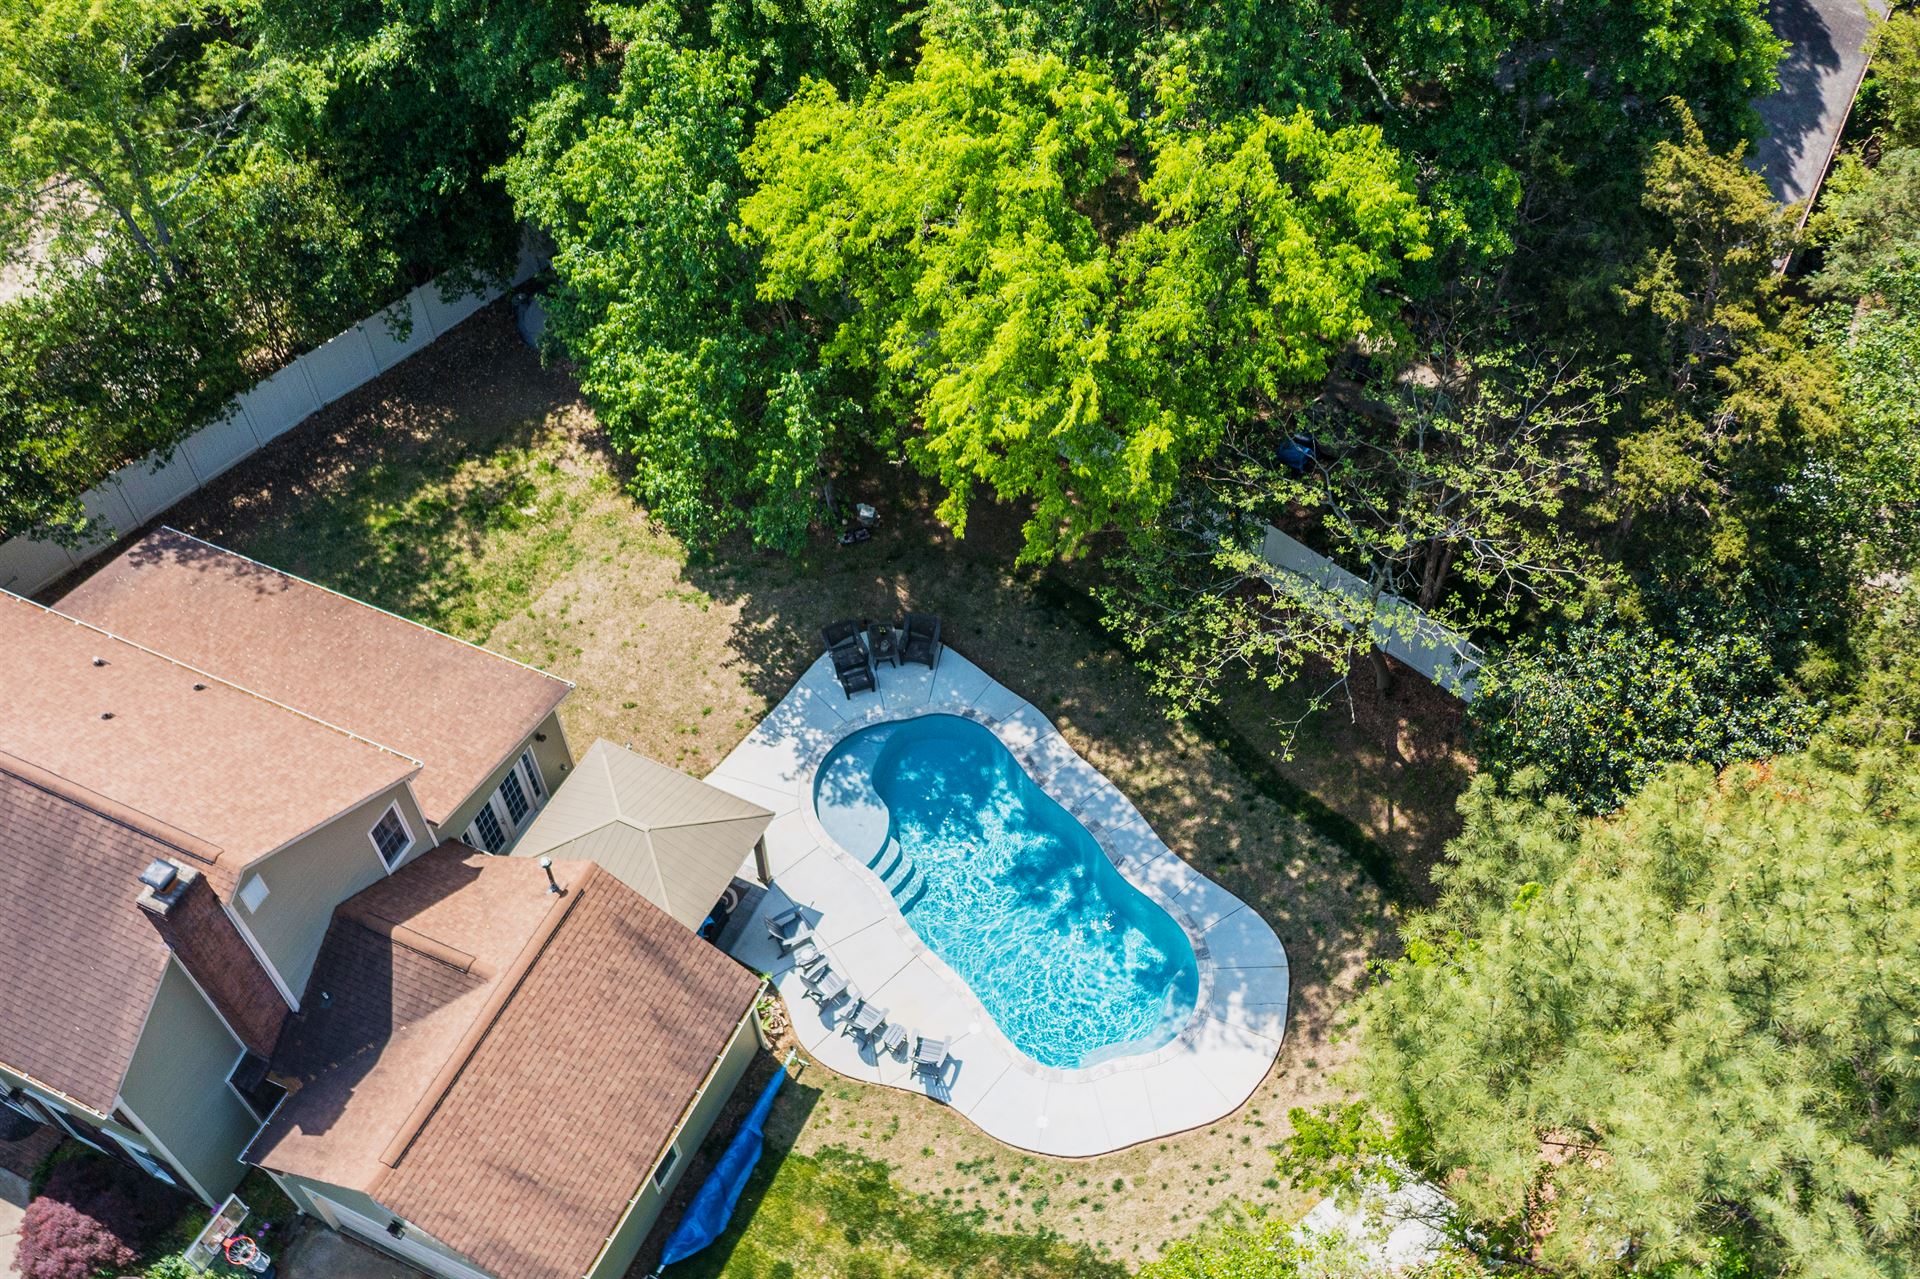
[138,859,178,893]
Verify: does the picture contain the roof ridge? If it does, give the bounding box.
[594,739,774,825]
[155,527,575,691]
[372,862,600,1176]
[6,590,427,775]
[0,749,225,868]
[646,811,777,831]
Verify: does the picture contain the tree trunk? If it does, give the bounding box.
[1417,539,1456,611]
[1369,647,1394,698]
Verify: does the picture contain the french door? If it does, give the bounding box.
[463,749,548,854]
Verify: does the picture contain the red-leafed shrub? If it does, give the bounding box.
[14,1152,191,1279]
[12,1197,137,1279]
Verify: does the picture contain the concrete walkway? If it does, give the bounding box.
[706,647,1288,1157]
[0,1167,26,1277]
[1751,0,1887,211]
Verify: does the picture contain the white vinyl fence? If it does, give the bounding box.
[0,244,538,596]
[1259,524,1484,700]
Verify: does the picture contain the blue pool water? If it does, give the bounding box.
[813,715,1199,1068]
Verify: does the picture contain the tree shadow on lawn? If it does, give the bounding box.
[74,303,588,638]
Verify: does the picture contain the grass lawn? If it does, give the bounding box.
[88,303,1471,1270]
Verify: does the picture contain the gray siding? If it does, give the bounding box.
[118,960,258,1203]
[586,1008,761,1279]
[435,710,574,847]
[231,782,431,999]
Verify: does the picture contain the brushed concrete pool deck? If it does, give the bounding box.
[707,646,1288,1157]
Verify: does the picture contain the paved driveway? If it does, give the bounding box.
[1752,0,1888,209]
[277,1222,424,1279]
[0,1167,29,1276]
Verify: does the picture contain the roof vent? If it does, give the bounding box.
[100,712,115,721]
[138,859,178,893]
[91,657,107,667]
[192,682,207,692]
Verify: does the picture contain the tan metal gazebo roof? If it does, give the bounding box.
[512,739,772,929]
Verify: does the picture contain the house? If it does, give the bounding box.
[0,528,770,1279]
[244,847,760,1279]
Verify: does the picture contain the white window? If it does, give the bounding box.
[652,1141,680,1189]
[499,769,530,824]
[237,875,270,912]
[520,749,546,799]
[469,804,506,854]
[107,1132,177,1186]
[43,1106,107,1152]
[369,804,414,867]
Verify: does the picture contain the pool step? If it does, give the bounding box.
[868,838,927,910]
[871,839,906,880]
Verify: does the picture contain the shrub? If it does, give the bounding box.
[1468,601,1815,814]
[14,1197,137,1279]
[14,1149,193,1279]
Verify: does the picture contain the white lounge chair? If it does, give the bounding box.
[913,1035,950,1077]
[766,906,813,950]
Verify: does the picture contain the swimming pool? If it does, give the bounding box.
[813,715,1200,1069]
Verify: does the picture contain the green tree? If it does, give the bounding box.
[0,247,247,540]
[1357,747,1920,1275]
[0,0,246,284]
[1807,149,1920,575]
[500,0,890,551]
[195,154,401,363]
[1141,1218,1488,1279]
[1467,599,1816,813]
[244,0,596,281]
[1822,580,1920,750]
[740,45,1430,559]
[1869,9,1920,150]
[1613,107,1844,577]
[1100,341,1605,726]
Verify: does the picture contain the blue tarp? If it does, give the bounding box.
[654,1053,794,1273]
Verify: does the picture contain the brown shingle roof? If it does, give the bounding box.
[59,529,573,827]
[249,846,761,1279]
[0,593,420,888]
[0,755,196,1112]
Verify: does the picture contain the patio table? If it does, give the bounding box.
[864,620,900,668]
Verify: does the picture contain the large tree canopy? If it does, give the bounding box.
[499,0,895,551]
[739,45,1431,558]
[1357,747,1920,1276]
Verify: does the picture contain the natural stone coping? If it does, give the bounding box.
[708,646,1289,1156]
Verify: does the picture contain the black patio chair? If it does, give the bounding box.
[901,613,942,670]
[821,618,863,653]
[822,618,876,698]
[836,660,876,699]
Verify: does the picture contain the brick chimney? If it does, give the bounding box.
[137,860,290,1057]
